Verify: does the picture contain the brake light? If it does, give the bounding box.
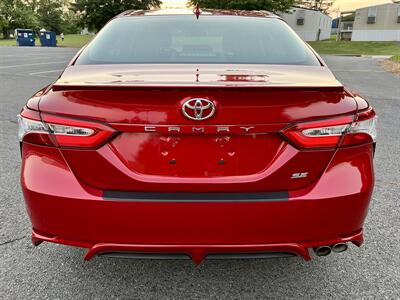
[282,108,377,149]
[18,108,115,148]
[282,115,353,149]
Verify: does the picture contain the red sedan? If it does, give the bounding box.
[19,9,377,263]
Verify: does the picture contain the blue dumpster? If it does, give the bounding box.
[15,29,35,46]
[39,31,57,47]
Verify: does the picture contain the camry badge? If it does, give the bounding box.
[182,98,215,121]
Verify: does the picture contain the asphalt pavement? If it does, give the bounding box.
[0,46,399,299]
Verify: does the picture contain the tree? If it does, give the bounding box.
[72,0,162,32]
[60,11,82,34]
[0,0,38,38]
[0,15,6,37]
[295,0,334,12]
[34,0,65,34]
[188,0,295,12]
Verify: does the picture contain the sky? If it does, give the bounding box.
[328,0,393,15]
[161,0,395,14]
[161,0,187,9]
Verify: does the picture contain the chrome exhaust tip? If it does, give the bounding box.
[332,243,348,253]
[314,245,331,256]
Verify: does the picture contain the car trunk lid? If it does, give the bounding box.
[38,65,356,192]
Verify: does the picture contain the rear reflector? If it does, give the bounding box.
[18,107,115,148]
[281,108,377,149]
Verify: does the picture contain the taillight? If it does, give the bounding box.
[281,108,377,149]
[18,108,115,148]
[18,109,55,146]
[341,108,377,146]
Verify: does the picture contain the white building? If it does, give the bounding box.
[280,7,332,41]
[351,3,400,41]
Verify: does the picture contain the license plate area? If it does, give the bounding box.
[110,133,285,177]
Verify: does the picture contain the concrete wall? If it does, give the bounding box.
[352,3,400,41]
[281,8,332,41]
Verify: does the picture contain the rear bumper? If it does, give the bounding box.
[21,143,374,262]
[32,228,364,263]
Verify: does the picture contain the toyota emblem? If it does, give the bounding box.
[182,98,216,121]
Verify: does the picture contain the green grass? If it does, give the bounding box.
[390,55,400,63]
[0,34,93,48]
[0,38,17,46]
[58,34,94,48]
[309,40,400,56]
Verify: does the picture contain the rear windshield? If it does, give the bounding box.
[75,15,320,66]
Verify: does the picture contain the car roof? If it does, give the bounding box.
[116,9,279,19]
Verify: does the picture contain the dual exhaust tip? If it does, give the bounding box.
[314,243,348,256]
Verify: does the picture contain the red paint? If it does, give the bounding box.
[21,141,372,262]
[19,11,376,262]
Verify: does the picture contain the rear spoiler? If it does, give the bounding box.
[52,84,344,92]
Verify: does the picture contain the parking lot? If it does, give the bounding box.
[0,46,399,299]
